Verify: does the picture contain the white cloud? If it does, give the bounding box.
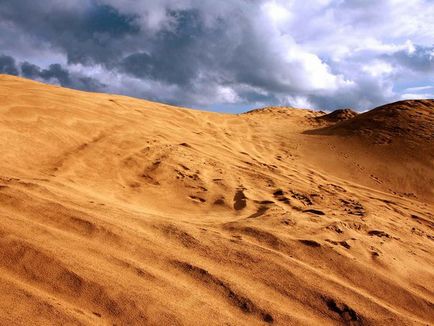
[405,85,433,92]
[284,95,314,109]
[401,92,433,100]
[215,86,240,104]
[362,61,394,77]
[262,1,292,25]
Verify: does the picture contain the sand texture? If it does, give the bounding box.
[0,75,433,325]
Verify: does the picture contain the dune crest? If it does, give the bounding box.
[0,75,433,325]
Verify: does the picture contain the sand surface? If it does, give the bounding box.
[0,75,433,325]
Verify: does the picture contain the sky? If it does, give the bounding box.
[0,0,433,113]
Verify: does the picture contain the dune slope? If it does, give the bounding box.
[0,75,433,325]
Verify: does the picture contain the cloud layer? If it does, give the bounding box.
[1,0,433,112]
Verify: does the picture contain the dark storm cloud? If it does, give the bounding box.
[0,55,19,75]
[21,62,106,91]
[20,62,42,79]
[0,53,105,92]
[0,0,433,111]
[39,64,71,86]
[120,9,207,85]
[0,1,140,65]
[1,0,346,108]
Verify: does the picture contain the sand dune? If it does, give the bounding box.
[0,74,433,325]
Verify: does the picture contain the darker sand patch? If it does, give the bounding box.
[233,189,247,210]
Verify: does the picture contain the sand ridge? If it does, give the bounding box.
[0,75,433,325]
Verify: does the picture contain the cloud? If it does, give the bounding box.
[401,92,434,100]
[2,57,106,92]
[405,85,434,92]
[0,1,140,65]
[401,85,434,101]
[0,0,433,112]
[0,55,19,75]
[388,45,434,72]
[362,60,394,77]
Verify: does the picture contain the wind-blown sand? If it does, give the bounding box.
[0,74,433,325]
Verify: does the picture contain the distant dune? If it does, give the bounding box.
[0,74,433,325]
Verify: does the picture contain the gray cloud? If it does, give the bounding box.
[0,0,433,112]
[0,1,140,65]
[388,45,434,72]
[0,55,19,75]
[20,62,42,79]
[1,56,106,92]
